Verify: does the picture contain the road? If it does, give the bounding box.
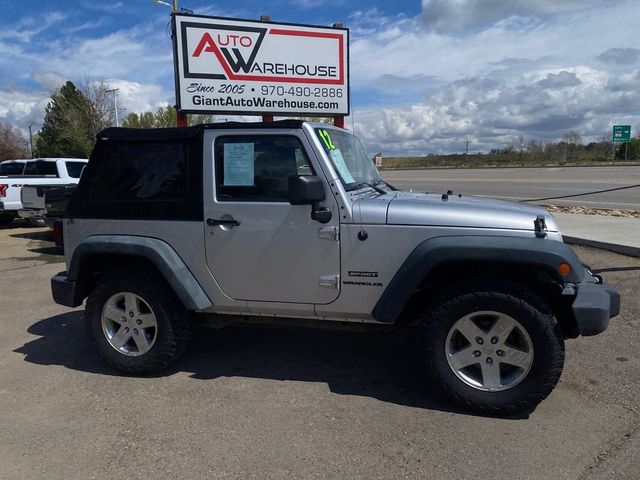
[1,225,639,479]
[381,166,640,210]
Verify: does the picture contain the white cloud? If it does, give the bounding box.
[102,79,173,117]
[420,0,618,32]
[0,11,66,42]
[352,66,640,155]
[1,2,639,156]
[343,0,640,154]
[598,48,640,65]
[63,19,109,34]
[0,89,50,131]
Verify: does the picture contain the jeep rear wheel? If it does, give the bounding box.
[85,267,193,375]
[421,279,565,414]
[101,292,159,357]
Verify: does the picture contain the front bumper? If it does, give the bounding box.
[18,209,45,220]
[571,272,621,336]
[51,271,83,308]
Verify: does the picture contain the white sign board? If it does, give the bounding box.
[173,14,349,116]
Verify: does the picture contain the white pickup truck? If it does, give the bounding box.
[0,158,87,225]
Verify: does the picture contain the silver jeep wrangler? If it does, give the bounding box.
[51,120,620,414]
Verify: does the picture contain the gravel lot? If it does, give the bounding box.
[1,223,638,480]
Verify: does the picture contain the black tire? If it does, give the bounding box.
[0,213,15,226]
[85,266,193,375]
[421,279,565,415]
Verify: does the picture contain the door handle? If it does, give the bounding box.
[207,217,240,227]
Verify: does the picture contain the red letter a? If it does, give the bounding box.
[192,32,216,57]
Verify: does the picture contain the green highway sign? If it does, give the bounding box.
[612,125,631,143]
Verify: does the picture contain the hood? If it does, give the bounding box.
[357,192,559,232]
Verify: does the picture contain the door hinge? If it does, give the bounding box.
[319,274,340,289]
[318,226,339,241]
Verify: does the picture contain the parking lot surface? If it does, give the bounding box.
[1,224,639,479]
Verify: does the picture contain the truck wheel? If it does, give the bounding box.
[85,267,193,375]
[0,213,15,226]
[421,279,564,414]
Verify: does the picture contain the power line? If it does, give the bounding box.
[522,183,640,202]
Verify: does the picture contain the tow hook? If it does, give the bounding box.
[534,215,547,238]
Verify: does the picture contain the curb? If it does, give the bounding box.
[563,236,640,258]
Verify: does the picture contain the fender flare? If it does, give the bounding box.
[67,235,212,311]
[372,235,584,323]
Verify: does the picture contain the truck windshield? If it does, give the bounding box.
[314,128,381,191]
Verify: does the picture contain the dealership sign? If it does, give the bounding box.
[172,14,349,116]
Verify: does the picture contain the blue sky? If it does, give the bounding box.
[1,0,639,154]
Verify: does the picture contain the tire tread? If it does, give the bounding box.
[85,266,193,376]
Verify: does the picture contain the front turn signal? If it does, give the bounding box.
[558,263,571,276]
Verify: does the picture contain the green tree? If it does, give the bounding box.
[616,137,640,160]
[122,105,214,128]
[0,123,30,160]
[37,81,96,158]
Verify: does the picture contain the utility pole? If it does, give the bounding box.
[174,0,188,127]
[28,124,34,158]
[106,88,120,127]
[465,140,469,156]
[155,0,188,126]
[261,15,273,123]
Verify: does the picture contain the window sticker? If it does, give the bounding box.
[329,149,355,184]
[318,129,336,150]
[223,143,254,186]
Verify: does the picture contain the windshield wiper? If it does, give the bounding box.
[351,181,387,194]
[375,179,397,191]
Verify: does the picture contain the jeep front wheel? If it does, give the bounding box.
[85,267,193,375]
[421,279,565,414]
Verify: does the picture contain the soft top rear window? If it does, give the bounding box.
[67,135,204,221]
[90,141,186,201]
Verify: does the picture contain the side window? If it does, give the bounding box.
[90,141,187,201]
[0,162,25,175]
[214,135,313,202]
[23,160,58,176]
[65,161,86,179]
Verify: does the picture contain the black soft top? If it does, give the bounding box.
[97,120,306,141]
[69,120,309,221]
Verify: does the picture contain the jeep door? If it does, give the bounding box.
[203,130,340,304]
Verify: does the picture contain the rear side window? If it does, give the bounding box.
[65,161,86,179]
[0,162,24,175]
[90,142,186,201]
[24,160,58,176]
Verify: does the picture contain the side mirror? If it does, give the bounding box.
[288,175,325,205]
[288,175,332,224]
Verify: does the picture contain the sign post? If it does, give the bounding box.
[171,13,349,124]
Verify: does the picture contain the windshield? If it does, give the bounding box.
[314,127,381,191]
